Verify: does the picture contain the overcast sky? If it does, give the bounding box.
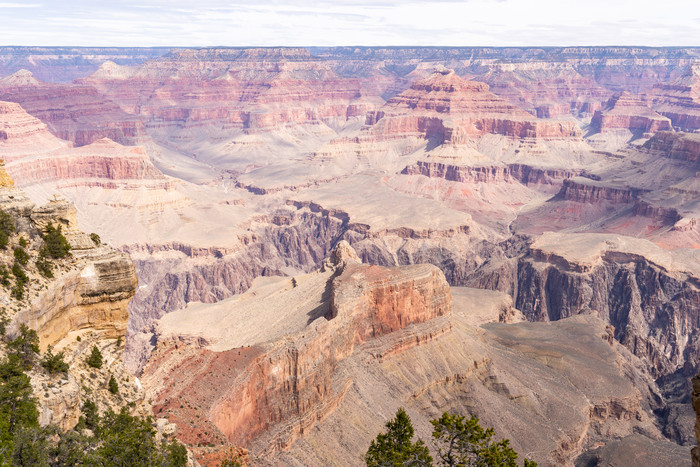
[1,0,699,47]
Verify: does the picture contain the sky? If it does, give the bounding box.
[1,0,699,47]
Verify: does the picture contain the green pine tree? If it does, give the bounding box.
[86,345,103,369]
[365,408,432,467]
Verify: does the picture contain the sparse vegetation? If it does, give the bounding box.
[108,374,118,394]
[86,345,103,369]
[13,247,29,266]
[36,256,53,278]
[89,233,101,246]
[0,209,15,250]
[40,346,69,375]
[0,265,10,287]
[7,324,39,371]
[40,223,71,259]
[18,237,27,248]
[0,308,8,336]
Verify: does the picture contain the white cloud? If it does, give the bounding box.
[0,2,41,7]
[0,0,698,46]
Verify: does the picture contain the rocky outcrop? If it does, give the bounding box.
[142,242,451,462]
[365,69,581,142]
[402,160,587,186]
[644,64,700,132]
[643,131,700,164]
[16,246,137,349]
[6,138,167,186]
[0,71,146,146]
[557,177,647,204]
[0,171,138,350]
[591,92,672,134]
[513,232,700,378]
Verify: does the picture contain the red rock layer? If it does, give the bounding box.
[0,100,70,157]
[644,65,700,131]
[476,62,611,118]
[78,48,377,134]
[364,70,581,142]
[6,139,167,186]
[145,256,451,461]
[591,92,671,134]
[0,70,146,146]
[402,160,586,186]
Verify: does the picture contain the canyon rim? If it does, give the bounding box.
[1,1,700,466]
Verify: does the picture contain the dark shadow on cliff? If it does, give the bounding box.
[306,269,339,325]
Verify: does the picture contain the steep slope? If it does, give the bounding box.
[475,61,610,118]
[644,64,700,132]
[591,91,672,135]
[0,166,144,432]
[142,243,678,466]
[0,69,146,146]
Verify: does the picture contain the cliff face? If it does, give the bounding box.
[0,70,146,146]
[591,91,672,134]
[513,233,700,379]
[557,178,646,204]
[644,64,700,132]
[402,160,586,186]
[141,241,682,466]
[643,131,700,164]
[365,69,581,142]
[0,186,138,350]
[142,242,451,461]
[0,168,141,433]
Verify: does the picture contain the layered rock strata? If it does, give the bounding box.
[142,242,451,461]
[364,69,581,143]
[644,64,700,132]
[0,70,146,146]
[514,232,700,378]
[591,92,672,134]
[0,184,138,350]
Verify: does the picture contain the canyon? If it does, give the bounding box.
[1,46,700,466]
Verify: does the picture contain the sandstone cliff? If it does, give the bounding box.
[0,70,146,146]
[0,178,137,350]
[142,242,451,462]
[0,168,143,436]
[139,242,683,466]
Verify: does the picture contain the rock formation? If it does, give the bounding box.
[142,242,451,461]
[139,242,683,465]
[644,64,700,132]
[0,172,138,350]
[0,167,143,436]
[364,69,581,142]
[591,92,672,135]
[475,61,610,118]
[0,70,146,146]
[1,47,699,465]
